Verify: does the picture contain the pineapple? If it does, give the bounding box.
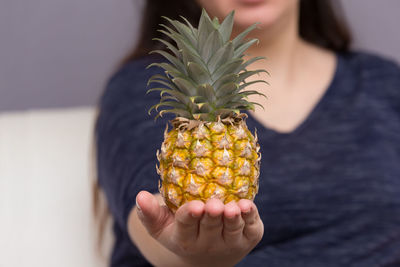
[147,9,268,212]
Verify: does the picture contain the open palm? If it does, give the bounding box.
[135,191,264,267]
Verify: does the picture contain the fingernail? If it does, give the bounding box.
[206,212,220,218]
[191,212,201,218]
[227,214,239,220]
[243,207,252,215]
[136,198,142,213]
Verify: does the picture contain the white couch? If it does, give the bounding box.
[0,107,112,267]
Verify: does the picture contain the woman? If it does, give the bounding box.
[95,0,400,266]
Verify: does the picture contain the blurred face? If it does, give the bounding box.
[196,0,299,32]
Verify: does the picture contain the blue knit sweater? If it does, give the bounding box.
[96,51,400,267]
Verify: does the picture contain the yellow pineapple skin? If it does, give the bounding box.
[157,118,260,212]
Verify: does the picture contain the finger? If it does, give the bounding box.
[238,199,264,242]
[222,201,245,245]
[197,199,224,245]
[136,191,173,238]
[173,200,205,243]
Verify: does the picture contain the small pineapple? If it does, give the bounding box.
[147,9,268,212]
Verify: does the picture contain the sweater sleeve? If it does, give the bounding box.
[95,58,170,231]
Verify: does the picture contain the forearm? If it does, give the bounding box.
[127,194,187,267]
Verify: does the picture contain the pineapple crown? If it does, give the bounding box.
[147,9,268,122]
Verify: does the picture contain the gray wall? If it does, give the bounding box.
[1,0,399,111]
[341,0,400,59]
[0,0,144,111]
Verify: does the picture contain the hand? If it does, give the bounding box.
[135,191,264,267]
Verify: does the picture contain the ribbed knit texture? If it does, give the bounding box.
[96,51,400,267]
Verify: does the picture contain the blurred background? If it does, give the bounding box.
[0,0,399,267]
[1,0,400,111]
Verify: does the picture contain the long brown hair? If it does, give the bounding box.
[93,0,352,251]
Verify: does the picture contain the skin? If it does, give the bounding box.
[197,0,299,34]
[128,0,337,266]
[130,192,262,267]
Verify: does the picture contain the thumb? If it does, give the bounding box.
[136,191,172,238]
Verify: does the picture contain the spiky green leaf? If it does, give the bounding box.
[198,9,216,50]
[232,23,259,49]
[216,82,238,97]
[147,74,180,90]
[162,17,197,47]
[147,88,193,106]
[147,9,268,121]
[238,90,267,99]
[200,28,223,62]
[199,102,214,113]
[179,16,198,36]
[147,62,182,78]
[212,73,238,89]
[215,108,240,118]
[207,41,234,73]
[212,58,243,81]
[172,77,197,95]
[158,29,199,58]
[187,62,211,84]
[236,56,266,72]
[218,11,235,43]
[197,84,216,103]
[150,101,187,112]
[234,38,258,58]
[237,69,269,83]
[157,109,193,119]
[238,80,269,92]
[180,47,206,69]
[149,50,186,74]
[152,38,181,58]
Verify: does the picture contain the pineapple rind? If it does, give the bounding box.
[158,120,260,212]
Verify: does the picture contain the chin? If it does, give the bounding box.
[199,0,298,33]
[232,6,282,30]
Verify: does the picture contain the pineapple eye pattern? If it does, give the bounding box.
[149,9,266,212]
